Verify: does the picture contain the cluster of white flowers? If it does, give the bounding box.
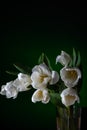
[0,50,81,107]
[56,51,81,107]
[0,73,32,99]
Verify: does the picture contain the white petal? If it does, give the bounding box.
[50,71,59,85]
[56,55,62,64]
[39,63,51,75]
[32,65,41,73]
[61,88,79,107]
[0,85,6,95]
[56,51,71,66]
[60,67,81,88]
[31,89,50,104]
[31,71,50,89]
[31,63,59,89]
[0,81,18,99]
[31,71,41,84]
[13,78,30,92]
[32,63,51,76]
[6,87,18,99]
[31,89,43,103]
[18,73,32,85]
[42,89,50,104]
[12,73,32,92]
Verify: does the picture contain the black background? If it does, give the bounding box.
[0,3,87,130]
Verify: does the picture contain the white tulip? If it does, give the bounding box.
[31,63,59,89]
[50,71,59,85]
[13,73,32,92]
[0,73,32,99]
[61,88,79,107]
[0,81,18,99]
[60,67,81,88]
[32,89,50,104]
[56,51,71,66]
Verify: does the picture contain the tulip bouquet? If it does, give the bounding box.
[0,48,82,130]
[0,48,82,107]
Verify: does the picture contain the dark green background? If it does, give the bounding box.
[0,4,87,129]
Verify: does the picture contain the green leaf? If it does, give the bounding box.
[72,48,77,67]
[13,63,31,75]
[76,51,81,67]
[44,55,52,70]
[38,53,52,70]
[38,53,45,64]
[6,70,19,75]
[49,92,65,108]
[69,59,73,67]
